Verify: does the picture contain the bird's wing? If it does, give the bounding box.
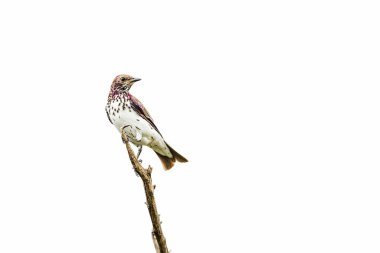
[128,94,162,135]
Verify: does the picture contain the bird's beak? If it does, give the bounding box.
[131,77,141,83]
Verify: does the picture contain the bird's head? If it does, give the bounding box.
[112,74,141,92]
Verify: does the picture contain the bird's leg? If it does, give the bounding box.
[130,145,143,177]
[136,145,143,164]
[131,145,143,176]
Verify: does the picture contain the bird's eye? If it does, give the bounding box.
[120,77,126,82]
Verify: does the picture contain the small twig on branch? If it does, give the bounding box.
[121,129,169,253]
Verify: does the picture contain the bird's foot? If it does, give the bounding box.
[121,125,133,143]
[121,132,130,144]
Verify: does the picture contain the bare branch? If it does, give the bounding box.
[121,129,169,253]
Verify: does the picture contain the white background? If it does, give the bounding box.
[0,1,379,252]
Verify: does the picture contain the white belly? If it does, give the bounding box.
[108,101,171,157]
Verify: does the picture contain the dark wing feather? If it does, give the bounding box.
[128,94,162,135]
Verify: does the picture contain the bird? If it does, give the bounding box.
[106,74,188,170]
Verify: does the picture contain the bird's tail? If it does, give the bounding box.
[155,143,188,170]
